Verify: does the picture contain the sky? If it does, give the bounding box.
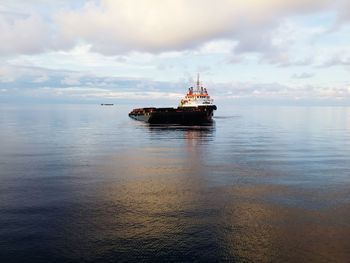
[0,0,350,105]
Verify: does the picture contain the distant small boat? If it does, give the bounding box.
[100,103,114,106]
[129,74,217,124]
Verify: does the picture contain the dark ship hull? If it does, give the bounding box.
[129,105,217,124]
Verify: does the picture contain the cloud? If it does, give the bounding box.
[0,0,339,59]
[0,11,75,56]
[55,0,331,55]
[211,81,350,102]
[0,65,16,82]
[1,63,349,104]
[33,74,49,83]
[291,72,314,79]
[34,86,182,101]
[321,55,350,67]
[335,0,350,25]
[0,64,55,83]
[0,14,51,55]
[61,74,82,85]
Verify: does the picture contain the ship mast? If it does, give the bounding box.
[196,73,200,92]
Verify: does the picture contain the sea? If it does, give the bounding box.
[1,104,350,262]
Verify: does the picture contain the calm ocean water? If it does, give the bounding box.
[1,104,350,262]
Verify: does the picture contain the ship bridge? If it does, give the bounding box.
[180,75,214,107]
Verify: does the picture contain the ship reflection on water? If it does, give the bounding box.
[148,123,215,143]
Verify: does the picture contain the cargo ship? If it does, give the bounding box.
[129,75,217,124]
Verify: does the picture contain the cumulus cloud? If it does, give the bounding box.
[0,0,340,58]
[0,11,74,56]
[55,0,330,55]
[335,0,350,25]
[0,14,50,55]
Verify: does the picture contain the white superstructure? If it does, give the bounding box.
[179,74,214,107]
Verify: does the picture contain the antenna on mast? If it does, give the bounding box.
[196,73,200,91]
